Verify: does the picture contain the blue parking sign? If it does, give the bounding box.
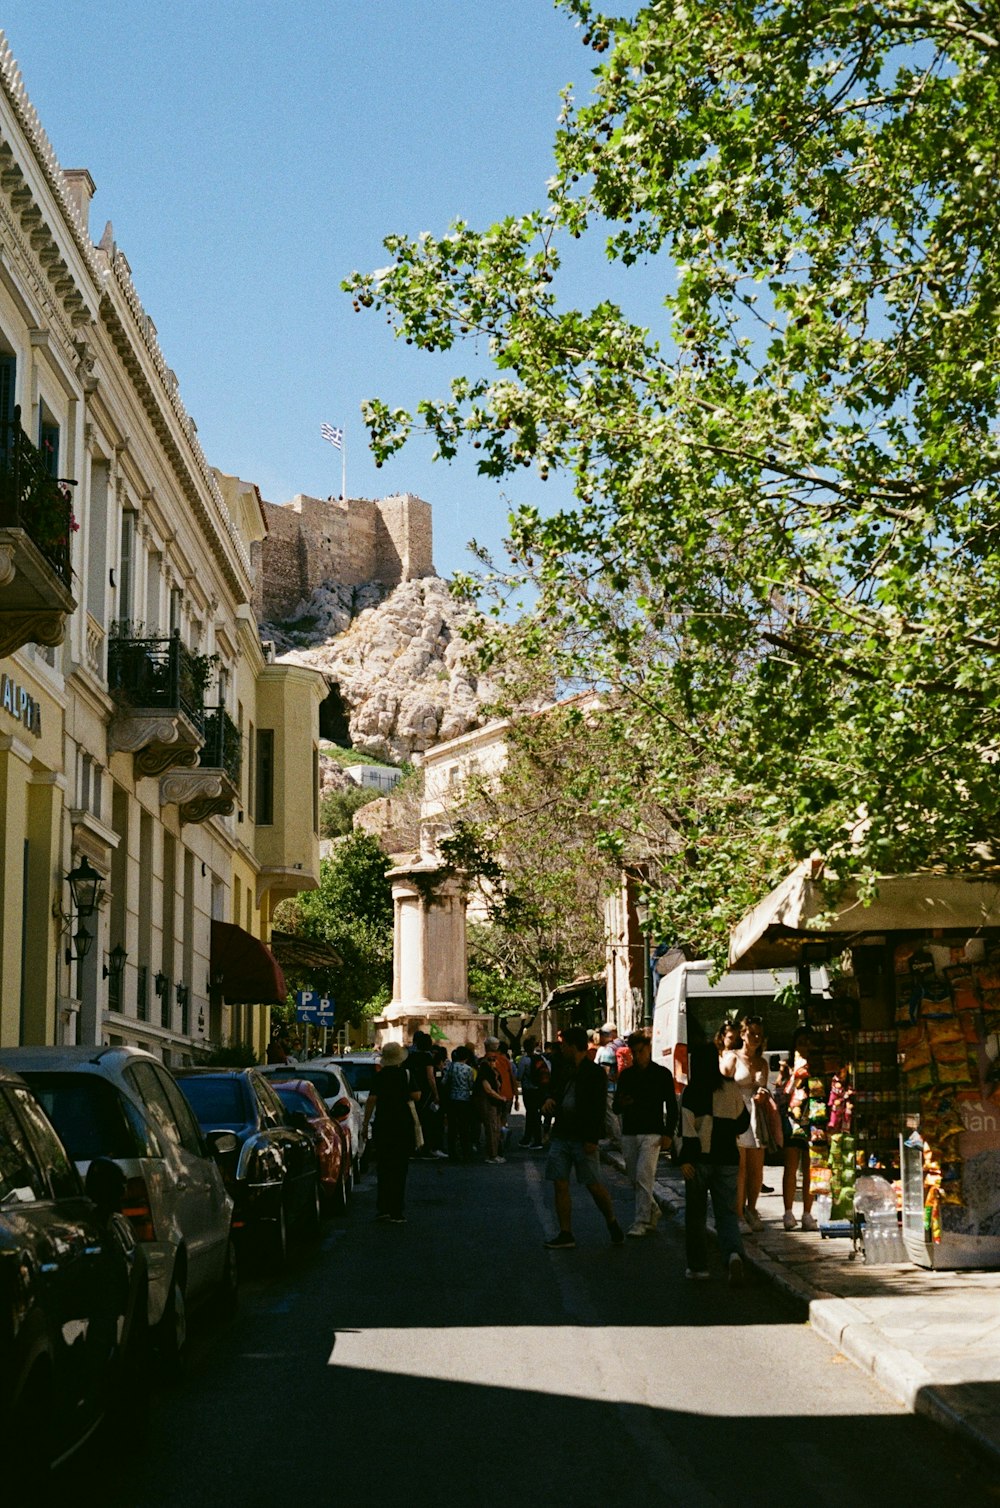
[295,989,336,1024]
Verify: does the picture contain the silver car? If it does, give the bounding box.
[0,1045,236,1369]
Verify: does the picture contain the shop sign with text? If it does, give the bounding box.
[1,672,42,736]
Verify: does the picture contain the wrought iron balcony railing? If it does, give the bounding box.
[201,706,242,786]
[0,406,74,588]
[108,630,208,734]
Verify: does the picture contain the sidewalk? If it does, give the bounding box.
[605,1148,1000,1463]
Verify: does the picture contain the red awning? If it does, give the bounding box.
[210,919,287,1006]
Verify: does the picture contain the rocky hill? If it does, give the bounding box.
[267,576,493,764]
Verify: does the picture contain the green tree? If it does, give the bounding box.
[319,782,381,838]
[276,832,394,1025]
[346,1,1000,959]
[439,686,620,1002]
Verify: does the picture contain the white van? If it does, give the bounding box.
[651,962,829,1085]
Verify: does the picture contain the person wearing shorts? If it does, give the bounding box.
[541,1025,625,1249]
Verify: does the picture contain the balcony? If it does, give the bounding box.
[107,630,209,776]
[160,706,242,824]
[0,407,77,658]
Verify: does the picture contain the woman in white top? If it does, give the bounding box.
[734,1015,770,1230]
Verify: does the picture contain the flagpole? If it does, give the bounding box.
[341,432,347,502]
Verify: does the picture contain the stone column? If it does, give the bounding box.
[378,856,486,1056]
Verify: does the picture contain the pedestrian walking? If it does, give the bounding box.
[407,1030,442,1159]
[782,1027,820,1231]
[612,1031,676,1237]
[362,1041,417,1224]
[518,1037,550,1149]
[486,1037,517,1156]
[542,1025,625,1249]
[680,1041,750,1284]
[475,1041,507,1163]
[444,1046,475,1162]
[734,1015,770,1230]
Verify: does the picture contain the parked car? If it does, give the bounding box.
[0,1064,147,1485]
[323,1053,378,1107]
[258,1061,365,1179]
[270,1077,349,1212]
[174,1068,320,1268]
[1,1046,237,1371]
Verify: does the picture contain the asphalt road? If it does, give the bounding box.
[73,1146,999,1508]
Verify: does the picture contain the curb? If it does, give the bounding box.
[604,1146,1000,1467]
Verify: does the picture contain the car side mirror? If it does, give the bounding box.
[331,1097,351,1121]
[85,1157,126,1219]
[208,1130,239,1159]
[289,1110,311,1132]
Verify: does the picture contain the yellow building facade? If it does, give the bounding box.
[0,38,325,1060]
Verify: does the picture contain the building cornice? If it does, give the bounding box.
[0,33,253,605]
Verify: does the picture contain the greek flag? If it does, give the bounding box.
[320,423,344,450]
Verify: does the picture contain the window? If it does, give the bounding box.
[253,1075,286,1127]
[25,1073,151,1162]
[0,352,15,433]
[169,587,183,635]
[12,1087,79,1200]
[38,415,59,476]
[0,1088,45,1204]
[247,722,255,814]
[255,729,274,825]
[153,1067,206,1157]
[125,1063,183,1150]
[176,1075,247,1132]
[118,511,135,627]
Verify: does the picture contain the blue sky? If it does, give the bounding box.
[1,1,643,582]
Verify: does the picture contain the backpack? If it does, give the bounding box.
[529,1052,551,1089]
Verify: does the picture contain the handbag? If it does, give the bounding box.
[756,1091,784,1152]
[408,1101,424,1152]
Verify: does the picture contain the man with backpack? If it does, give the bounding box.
[518,1036,550,1150]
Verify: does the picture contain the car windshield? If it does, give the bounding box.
[274,1087,316,1117]
[177,1077,248,1130]
[337,1062,376,1093]
[273,1069,339,1099]
[23,1073,149,1161]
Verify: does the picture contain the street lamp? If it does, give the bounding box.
[67,855,105,919]
[634,896,653,1029]
[103,943,128,983]
[54,855,106,964]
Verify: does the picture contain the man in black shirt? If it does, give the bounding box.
[407,1031,441,1159]
[613,1031,677,1237]
[541,1026,625,1249]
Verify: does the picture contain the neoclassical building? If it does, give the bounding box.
[0,36,325,1061]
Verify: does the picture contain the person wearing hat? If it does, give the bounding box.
[595,1025,619,1085]
[362,1041,418,1223]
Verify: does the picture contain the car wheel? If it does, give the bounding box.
[218,1234,239,1320]
[13,1361,54,1490]
[303,1176,322,1239]
[156,1266,187,1378]
[333,1162,349,1212]
[264,1199,288,1271]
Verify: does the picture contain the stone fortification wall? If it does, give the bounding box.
[257,491,434,621]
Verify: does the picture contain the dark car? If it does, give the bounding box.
[174,1069,320,1268]
[0,1064,147,1491]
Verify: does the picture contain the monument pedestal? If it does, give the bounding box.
[376,856,487,1055]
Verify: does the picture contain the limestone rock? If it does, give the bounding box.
[269,577,492,763]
